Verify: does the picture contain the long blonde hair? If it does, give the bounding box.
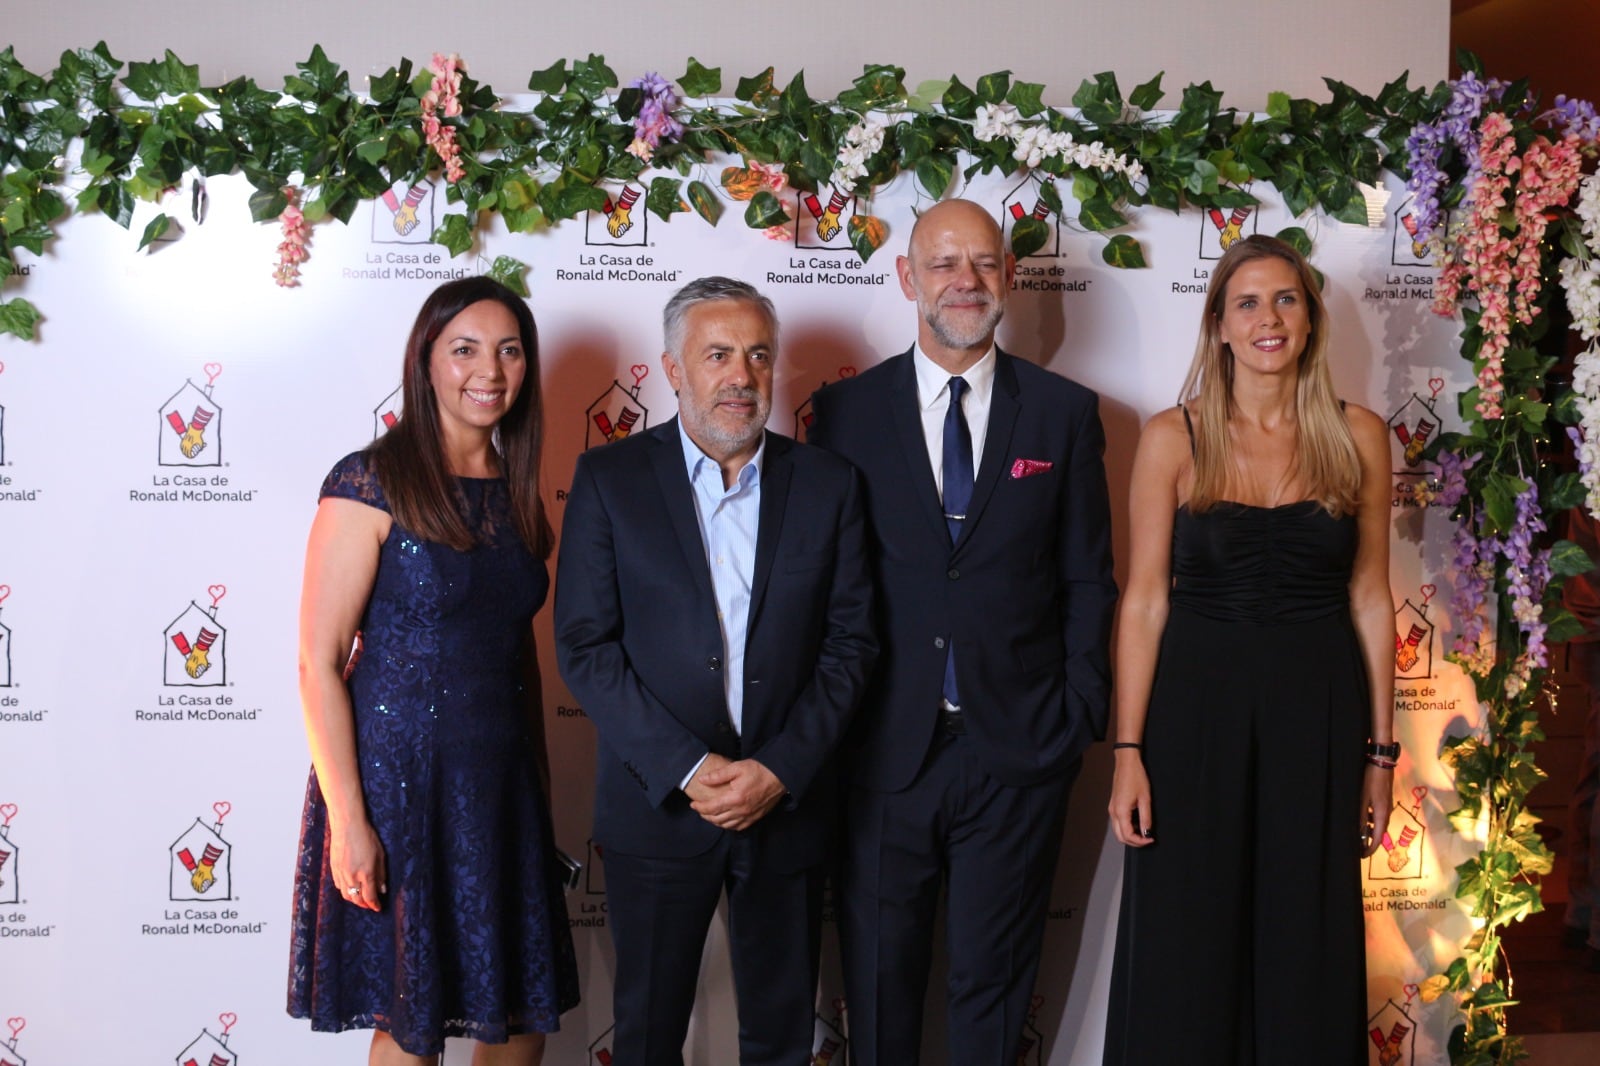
[1179,235,1360,516]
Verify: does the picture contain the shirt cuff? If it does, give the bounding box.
[680,752,711,792]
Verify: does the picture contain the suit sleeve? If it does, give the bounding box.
[554,453,711,809]
[1058,390,1118,744]
[745,465,877,800]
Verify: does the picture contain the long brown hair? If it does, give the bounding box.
[1179,235,1361,516]
[368,277,554,558]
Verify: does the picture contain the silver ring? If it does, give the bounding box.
[346,885,361,897]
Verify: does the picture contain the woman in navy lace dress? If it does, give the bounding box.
[288,277,578,1065]
[1103,237,1394,1063]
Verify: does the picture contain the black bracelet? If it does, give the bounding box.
[1366,739,1401,759]
[1112,742,1142,750]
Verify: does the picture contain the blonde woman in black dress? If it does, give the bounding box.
[1104,235,1396,1063]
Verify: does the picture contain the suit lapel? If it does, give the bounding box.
[746,430,792,629]
[647,418,716,603]
[957,350,1020,552]
[886,349,952,547]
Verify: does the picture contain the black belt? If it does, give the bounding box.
[939,707,966,736]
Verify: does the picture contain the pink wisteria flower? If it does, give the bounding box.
[274,187,309,287]
[421,52,467,183]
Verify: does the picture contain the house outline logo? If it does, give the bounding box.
[0,804,20,906]
[588,1023,614,1065]
[1365,986,1419,1065]
[1388,379,1446,476]
[170,802,233,902]
[164,586,228,688]
[374,385,403,439]
[1001,174,1066,259]
[585,367,650,450]
[1198,202,1257,260]
[176,1012,239,1066]
[372,180,439,245]
[0,585,12,687]
[158,364,224,468]
[794,367,857,440]
[586,185,648,248]
[794,185,856,252]
[1368,786,1430,883]
[1,1016,25,1066]
[1392,194,1433,268]
[1394,585,1437,680]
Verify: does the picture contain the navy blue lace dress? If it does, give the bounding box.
[288,452,579,1055]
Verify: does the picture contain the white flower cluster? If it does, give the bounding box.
[830,115,889,192]
[1010,125,1144,183]
[1563,173,1600,518]
[973,103,1022,143]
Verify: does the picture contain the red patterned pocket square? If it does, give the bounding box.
[1010,458,1053,479]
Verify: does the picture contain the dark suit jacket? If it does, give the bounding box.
[809,348,1117,792]
[554,419,877,869]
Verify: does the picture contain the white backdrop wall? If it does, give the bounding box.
[1,140,1479,1063]
[1,6,1465,1063]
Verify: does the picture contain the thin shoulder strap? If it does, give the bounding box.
[1179,403,1196,457]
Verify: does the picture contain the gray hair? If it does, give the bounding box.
[662,276,779,362]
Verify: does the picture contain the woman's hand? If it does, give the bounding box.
[1360,763,1394,858]
[1109,750,1155,847]
[330,814,387,912]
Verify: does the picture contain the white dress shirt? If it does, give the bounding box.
[913,343,996,494]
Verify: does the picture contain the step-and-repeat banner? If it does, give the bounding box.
[0,128,1476,1064]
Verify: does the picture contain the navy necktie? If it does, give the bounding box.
[942,376,973,543]
[942,376,972,708]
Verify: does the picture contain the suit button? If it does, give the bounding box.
[707,656,722,670]
[947,567,960,579]
[934,637,946,649]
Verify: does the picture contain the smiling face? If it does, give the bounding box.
[428,298,526,445]
[663,298,775,470]
[1215,256,1312,378]
[898,200,1016,369]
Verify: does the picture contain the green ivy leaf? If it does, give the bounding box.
[96,181,135,228]
[735,67,777,106]
[847,214,888,261]
[1010,216,1049,259]
[1005,80,1046,118]
[137,213,171,250]
[247,184,288,223]
[432,213,475,257]
[1072,72,1123,126]
[1102,234,1147,268]
[292,44,347,96]
[849,64,907,109]
[1546,471,1588,511]
[122,60,163,101]
[1481,471,1527,535]
[975,70,1012,106]
[915,152,955,199]
[646,175,687,221]
[527,59,567,94]
[1077,191,1125,232]
[744,190,790,229]
[942,76,978,119]
[687,180,722,225]
[0,297,42,340]
[1550,538,1595,579]
[1274,226,1313,256]
[1129,72,1165,111]
[487,255,530,297]
[570,54,618,98]
[908,79,952,113]
[678,57,721,97]
[615,86,644,123]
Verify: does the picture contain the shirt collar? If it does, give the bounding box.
[913,343,996,411]
[678,417,765,491]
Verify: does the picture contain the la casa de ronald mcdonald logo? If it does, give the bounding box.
[2,1017,26,1066]
[170,802,233,902]
[158,364,224,468]
[0,803,19,906]
[177,1012,240,1066]
[586,365,650,450]
[1367,984,1420,1066]
[165,586,227,688]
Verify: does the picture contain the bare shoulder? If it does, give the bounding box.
[1139,406,1192,460]
[1342,402,1389,450]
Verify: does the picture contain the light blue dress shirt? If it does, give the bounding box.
[678,419,764,787]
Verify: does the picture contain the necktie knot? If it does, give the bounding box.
[948,376,968,404]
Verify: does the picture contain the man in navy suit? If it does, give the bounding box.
[555,276,877,1065]
[809,199,1117,1064]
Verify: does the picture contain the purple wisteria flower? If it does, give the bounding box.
[1404,72,1507,241]
[1543,94,1600,141]
[626,72,683,162]
[1433,449,1476,510]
